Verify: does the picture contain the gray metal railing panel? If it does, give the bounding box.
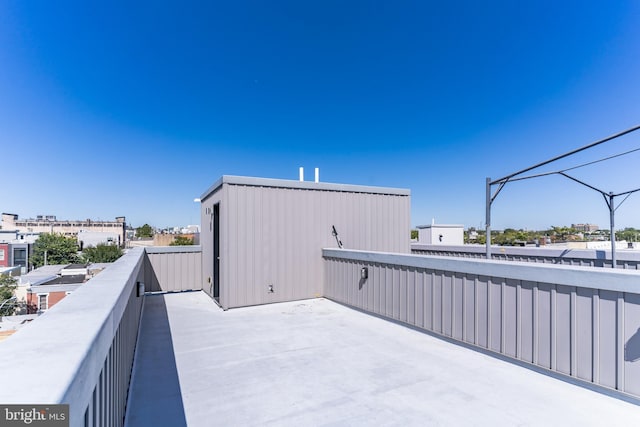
[411,244,640,269]
[144,246,202,292]
[323,249,640,399]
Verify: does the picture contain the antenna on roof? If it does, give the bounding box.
[315,167,319,183]
[299,167,304,182]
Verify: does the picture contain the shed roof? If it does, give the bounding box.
[200,175,410,202]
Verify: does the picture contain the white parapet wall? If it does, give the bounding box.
[0,247,146,427]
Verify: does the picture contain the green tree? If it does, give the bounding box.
[410,229,419,240]
[617,227,640,242]
[0,274,17,316]
[81,244,123,263]
[170,235,194,246]
[550,226,576,241]
[491,229,534,246]
[136,224,154,238]
[31,233,79,268]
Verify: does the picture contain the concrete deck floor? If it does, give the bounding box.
[125,291,640,426]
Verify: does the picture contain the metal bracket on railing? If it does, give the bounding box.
[136,281,145,297]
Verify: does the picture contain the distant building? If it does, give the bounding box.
[2,213,126,247]
[417,224,464,245]
[20,263,107,314]
[0,229,40,244]
[0,230,39,272]
[78,230,122,249]
[0,243,8,268]
[152,233,199,246]
[181,225,200,234]
[9,243,32,272]
[572,223,599,232]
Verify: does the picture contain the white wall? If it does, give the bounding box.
[418,225,463,245]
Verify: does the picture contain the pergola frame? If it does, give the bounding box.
[485,125,640,268]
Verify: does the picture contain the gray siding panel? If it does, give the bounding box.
[556,285,573,375]
[625,293,640,395]
[144,247,202,292]
[504,279,517,358]
[323,249,640,399]
[463,276,475,344]
[576,287,594,381]
[599,291,618,388]
[489,279,502,353]
[202,178,409,309]
[476,276,489,349]
[452,274,463,340]
[537,283,552,369]
[520,281,534,363]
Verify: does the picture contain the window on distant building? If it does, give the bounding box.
[38,294,48,311]
[0,249,4,261]
[13,248,27,267]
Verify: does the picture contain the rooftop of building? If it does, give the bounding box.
[1,245,639,425]
[2,213,126,224]
[17,263,109,287]
[200,175,411,202]
[125,291,640,426]
[41,275,86,286]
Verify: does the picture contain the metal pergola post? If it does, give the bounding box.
[608,192,616,268]
[485,177,491,259]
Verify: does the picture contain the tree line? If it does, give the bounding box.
[462,226,640,246]
[30,233,123,268]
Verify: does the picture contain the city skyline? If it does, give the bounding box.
[2,2,640,229]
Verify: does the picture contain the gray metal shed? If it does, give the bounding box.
[199,175,411,309]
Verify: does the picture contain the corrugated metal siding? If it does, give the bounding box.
[144,247,202,292]
[222,184,409,309]
[323,249,640,400]
[201,177,410,309]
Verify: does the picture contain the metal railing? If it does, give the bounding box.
[323,248,640,400]
[412,243,640,269]
[144,246,202,292]
[0,248,146,427]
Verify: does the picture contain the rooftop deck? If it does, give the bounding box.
[125,291,640,426]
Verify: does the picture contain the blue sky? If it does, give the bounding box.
[1,1,640,230]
